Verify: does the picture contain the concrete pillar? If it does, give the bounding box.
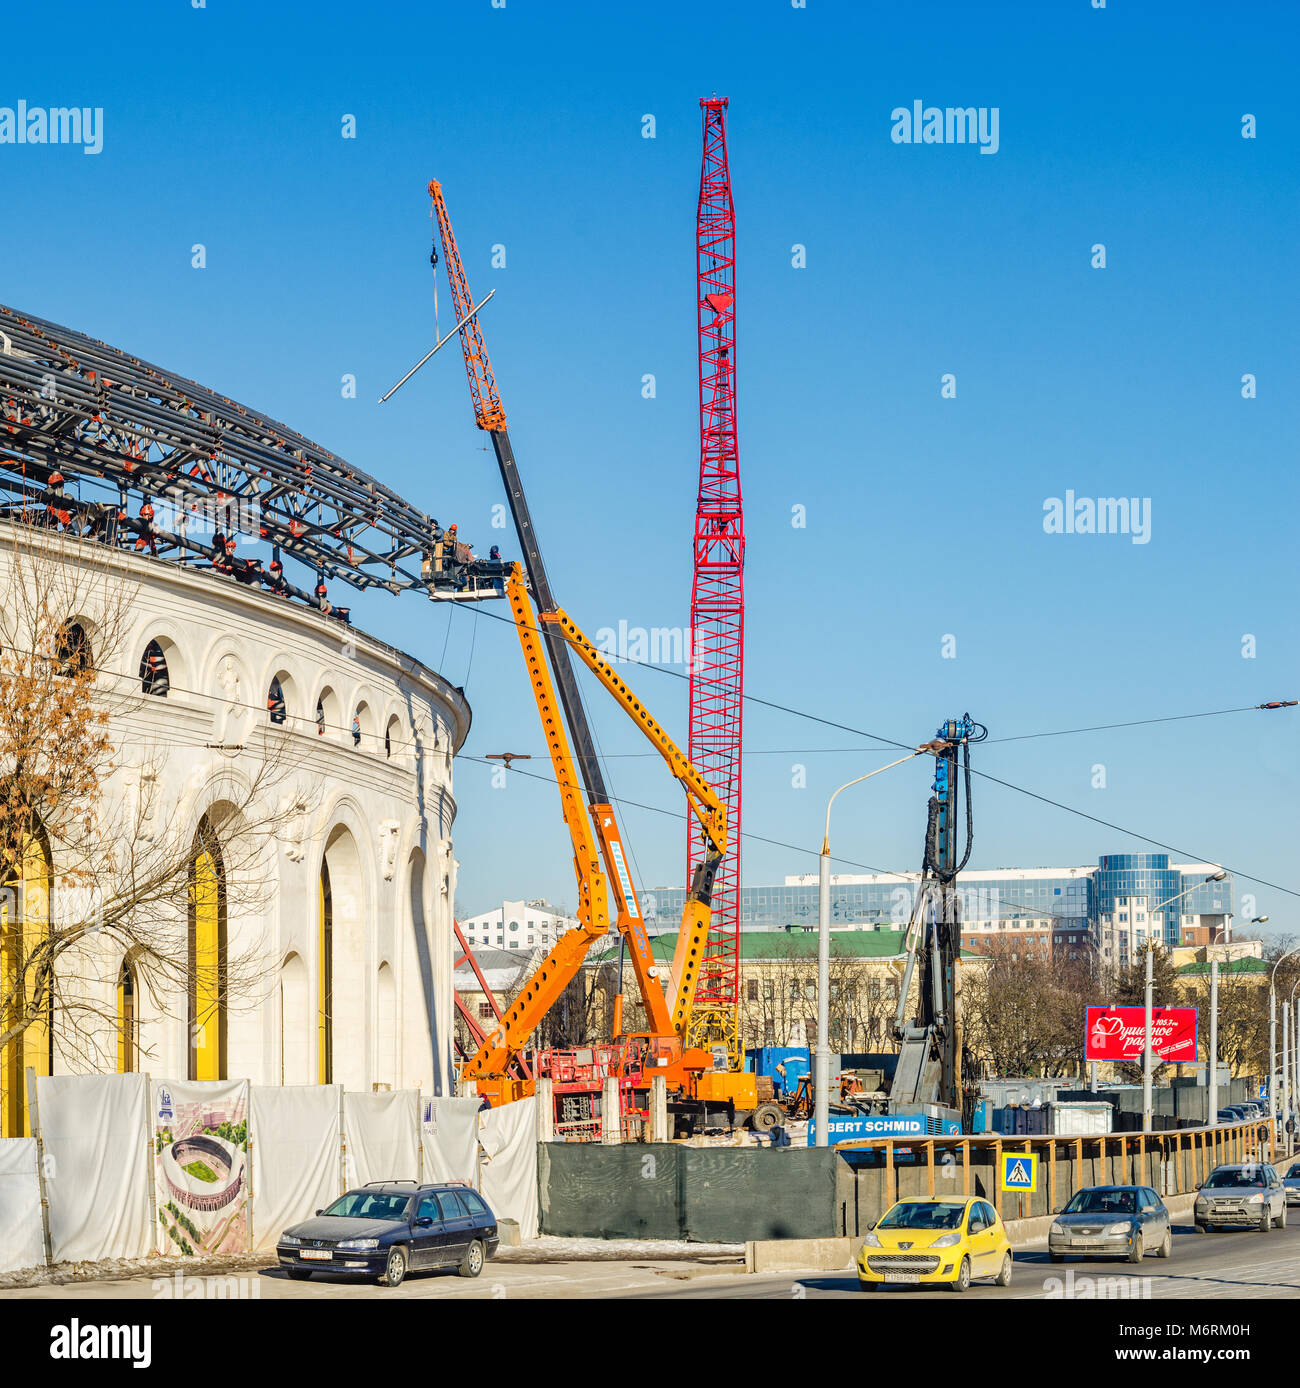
[650,1074,669,1144]
[535,1077,554,1143]
[602,1078,622,1145]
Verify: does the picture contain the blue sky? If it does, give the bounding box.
[4,0,1297,934]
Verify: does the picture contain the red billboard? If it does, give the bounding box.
[1085,1006,1199,1063]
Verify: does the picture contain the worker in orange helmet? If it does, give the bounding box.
[135,501,158,553]
[42,470,70,529]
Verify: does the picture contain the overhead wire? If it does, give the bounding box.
[437,598,1299,899]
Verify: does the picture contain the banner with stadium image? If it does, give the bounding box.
[151,1078,251,1255]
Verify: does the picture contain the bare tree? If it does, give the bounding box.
[963,940,1096,1078]
[737,936,904,1054]
[0,527,313,1078]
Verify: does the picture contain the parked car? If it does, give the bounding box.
[857,1196,1012,1293]
[1281,1161,1300,1207]
[1194,1163,1288,1232]
[276,1181,499,1286]
[1049,1185,1171,1263]
[1216,1109,1238,1125]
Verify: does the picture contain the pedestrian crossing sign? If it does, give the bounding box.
[1000,1152,1037,1192]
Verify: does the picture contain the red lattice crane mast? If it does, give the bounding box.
[686,98,745,1068]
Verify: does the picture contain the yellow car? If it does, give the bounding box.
[857,1196,1013,1292]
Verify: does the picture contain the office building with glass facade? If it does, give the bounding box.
[643,853,1231,963]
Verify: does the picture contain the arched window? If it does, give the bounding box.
[279,952,310,1085]
[315,685,339,740]
[1,832,52,1138]
[117,958,137,1073]
[187,817,227,1082]
[375,963,396,1091]
[352,702,375,751]
[267,676,287,725]
[139,639,169,696]
[318,861,333,1082]
[55,621,91,677]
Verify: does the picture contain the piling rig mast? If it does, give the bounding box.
[892,714,987,1117]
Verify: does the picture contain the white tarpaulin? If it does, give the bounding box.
[0,1138,45,1273]
[249,1085,341,1252]
[38,1074,153,1263]
[343,1090,419,1188]
[479,1096,539,1241]
[421,1097,480,1187]
[151,1077,251,1255]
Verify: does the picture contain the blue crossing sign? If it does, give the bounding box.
[1000,1151,1038,1193]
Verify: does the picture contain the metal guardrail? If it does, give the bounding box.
[834,1119,1277,1220]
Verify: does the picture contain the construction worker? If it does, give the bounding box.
[135,501,157,554]
[142,642,169,696]
[351,712,361,747]
[268,558,288,595]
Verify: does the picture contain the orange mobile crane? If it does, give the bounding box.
[427,180,756,1129]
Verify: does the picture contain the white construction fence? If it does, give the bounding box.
[0,1073,538,1274]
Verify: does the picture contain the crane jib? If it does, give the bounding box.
[605,838,640,918]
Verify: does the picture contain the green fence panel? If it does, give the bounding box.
[538,1142,681,1239]
[680,1147,839,1243]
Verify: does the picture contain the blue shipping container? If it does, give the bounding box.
[746,1046,811,1098]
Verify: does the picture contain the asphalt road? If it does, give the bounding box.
[6,1220,1299,1301]
[647,1220,1300,1300]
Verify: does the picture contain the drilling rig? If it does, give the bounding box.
[891,714,988,1125]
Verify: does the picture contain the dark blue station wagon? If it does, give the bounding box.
[277,1182,499,1287]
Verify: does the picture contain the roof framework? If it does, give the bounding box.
[0,304,507,611]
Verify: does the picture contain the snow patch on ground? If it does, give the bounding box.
[494,1235,743,1263]
[0,1252,267,1290]
[0,1237,745,1287]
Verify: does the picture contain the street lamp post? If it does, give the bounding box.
[815,749,927,1148]
[1269,945,1300,1150]
[1208,960,1219,1130]
[1139,871,1227,1132]
[1276,999,1287,1160]
[1291,979,1300,1153]
[1287,993,1298,1154]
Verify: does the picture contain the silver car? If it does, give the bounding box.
[1281,1161,1300,1207]
[1194,1163,1288,1232]
[1049,1185,1171,1263]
